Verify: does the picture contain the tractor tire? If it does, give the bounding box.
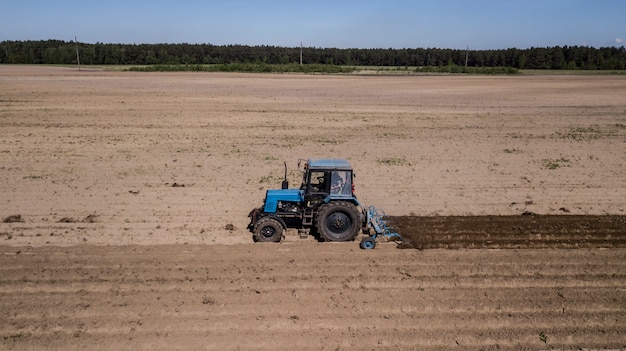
[316,201,360,242]
[253,217,283,243]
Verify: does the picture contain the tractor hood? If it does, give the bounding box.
[263,188,304,213]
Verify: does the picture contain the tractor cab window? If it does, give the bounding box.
[308,171,328,193]
[330,170,352,195]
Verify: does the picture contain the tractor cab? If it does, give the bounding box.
[301,159,354,199]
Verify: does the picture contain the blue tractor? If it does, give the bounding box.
[248,159,366,243]
[248,158,405,249]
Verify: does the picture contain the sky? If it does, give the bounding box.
[1,0,624,50]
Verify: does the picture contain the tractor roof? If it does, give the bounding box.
[307,158,353,171]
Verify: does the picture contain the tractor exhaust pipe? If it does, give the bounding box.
[281,161,289,189]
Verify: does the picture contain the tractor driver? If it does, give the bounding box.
[331,172,344,194]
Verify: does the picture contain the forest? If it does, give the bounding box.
[1,40,625,70]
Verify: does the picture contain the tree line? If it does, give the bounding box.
[2,40,625,70]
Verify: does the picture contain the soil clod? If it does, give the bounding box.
[3,215,24,223]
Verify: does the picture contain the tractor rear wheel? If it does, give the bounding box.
[316,201,360,242]
[254,217,283,243]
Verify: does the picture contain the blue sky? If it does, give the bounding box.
[1,0,624,49]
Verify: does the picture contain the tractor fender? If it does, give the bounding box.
[265,214,288,230]
[323,196,362,207]
[249,211,288,233]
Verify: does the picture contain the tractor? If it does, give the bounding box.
[248,158,404,249]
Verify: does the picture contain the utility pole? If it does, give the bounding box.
[300,42,303,66]
[74,36,81,70]
[465,45,469,68]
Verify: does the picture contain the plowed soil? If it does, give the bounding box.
[392,214,626,249]
[1,66,626,350]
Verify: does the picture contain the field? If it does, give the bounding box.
[1,65,626,349]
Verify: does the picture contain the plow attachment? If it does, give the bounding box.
[360,206,409,249]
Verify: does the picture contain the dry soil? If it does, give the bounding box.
[1,65,625,350]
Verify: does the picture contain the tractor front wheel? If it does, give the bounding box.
[316,201,360,242]
[253,217,283,243]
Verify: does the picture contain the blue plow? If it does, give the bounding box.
[359,206,408,250]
